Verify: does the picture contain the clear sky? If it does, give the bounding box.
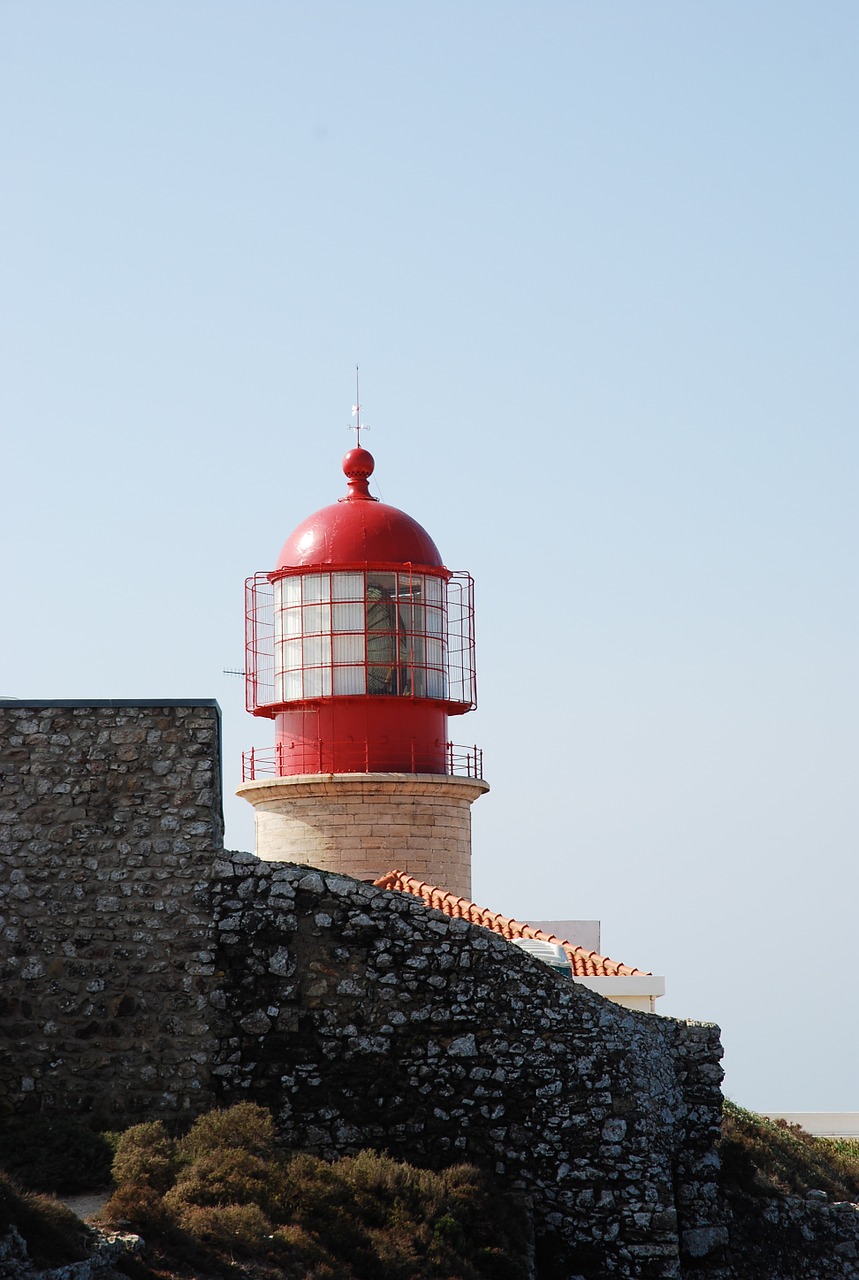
[1,2,856,1112]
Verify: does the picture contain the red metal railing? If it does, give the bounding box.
[242,740,484,782]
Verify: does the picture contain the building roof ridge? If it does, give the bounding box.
[373,869,649,978]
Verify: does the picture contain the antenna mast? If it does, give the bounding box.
[350,365,369,445]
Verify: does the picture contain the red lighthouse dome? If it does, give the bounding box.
[244,446,478,778]
[276,449,444,570]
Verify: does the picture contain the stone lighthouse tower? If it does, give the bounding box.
[237,435,488,898]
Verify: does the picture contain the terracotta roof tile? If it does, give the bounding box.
[372,870,650,978]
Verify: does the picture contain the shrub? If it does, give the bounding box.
[164,1147,285,1218]
[0,1116,114,1193]
[101,1182,174,1236]
[111,1120,178,1193]
[174,1201,274,1253]
[177,1102,277,1164]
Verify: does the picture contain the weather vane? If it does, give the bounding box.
[349,365,369,446]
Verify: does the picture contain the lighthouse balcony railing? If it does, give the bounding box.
[242,741,484,782]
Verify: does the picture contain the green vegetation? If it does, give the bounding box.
[103,1103,531,1279]
[720,1099,859,1201]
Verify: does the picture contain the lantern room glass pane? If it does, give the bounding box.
[304,666,332,697]
[283,607,301,635]
[334,634,363,664]
[283,639,303,670]
[427,668,445,698]
[369,572,396,595]
[303,603,330,634]
[333,601,363,632]
[332,572,363,600]
[425,576,443,606]
[426,637,443,668]
[425,605,443,634]
[334,666,364,695]
[283,670,302,700]
[303,574,328,604]
[281,577,301,607]
[303,635,331,667]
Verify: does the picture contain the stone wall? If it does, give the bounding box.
[211,852,730,1279]
[0,701,224,1117]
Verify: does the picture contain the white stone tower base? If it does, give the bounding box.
[236,773,489,900]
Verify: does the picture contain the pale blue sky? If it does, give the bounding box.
[1,2,856,1111]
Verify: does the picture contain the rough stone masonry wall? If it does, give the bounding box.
[0,701,224,1118]
[211,853,731,1280]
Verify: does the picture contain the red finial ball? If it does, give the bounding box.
[341,447,375,500]
[342,447,375,480]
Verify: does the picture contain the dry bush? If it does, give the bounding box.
[272,1226,346,1280]
[102,1182,174,1235]
[173,1201,274,1252]
[164,1146,285,1218]
[111,1120,178,1193]
[177,1102,276,1164]
[346,1147,442,1214]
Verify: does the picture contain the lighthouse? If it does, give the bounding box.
[237,436,488,898]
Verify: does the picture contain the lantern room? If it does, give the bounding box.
[243,446,480,779]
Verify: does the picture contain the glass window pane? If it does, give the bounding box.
[368,665,394,694]
[304,635,331,666]
[303,574,328,604]
[425,606,443,634]
[283,607,301,635]
[332,572,364,601]
[333,601,363,632]
[284,670,303,701]
[334,666,365,695]
[334,633,364,664]
[282,577,301,606]
[427,668,445,699]
[303,603,330,633]
[426,638,444,668]
[369,572,396,595]
[411,667,427,697]
[304,666,331,697]
[425,576,443,606]
[283,639,303,670]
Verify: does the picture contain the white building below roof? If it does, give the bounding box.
[762,1113,859,1140]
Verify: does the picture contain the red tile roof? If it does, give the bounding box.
[373,870,649,977]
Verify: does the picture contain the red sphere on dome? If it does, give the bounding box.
[276,448,443,569]
[342,446,375,480]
